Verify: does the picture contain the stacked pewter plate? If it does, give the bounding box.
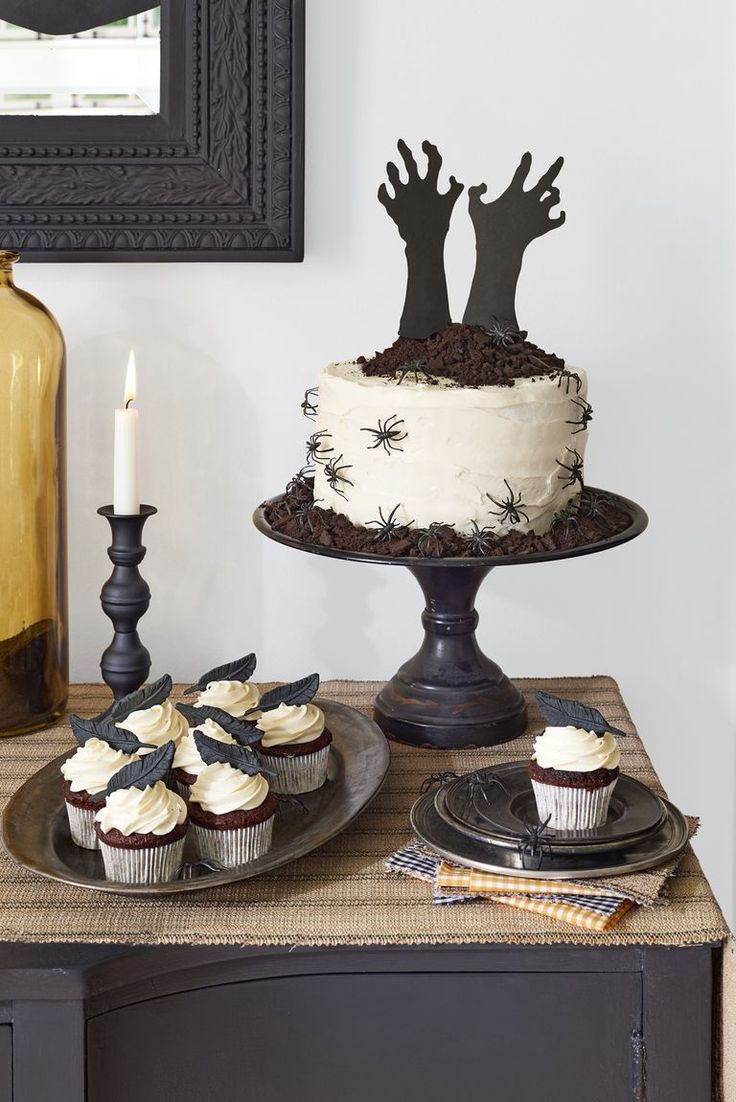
[410,763,690,879]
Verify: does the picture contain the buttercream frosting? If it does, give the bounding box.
[173,718,236,776]
[194,679,260,717]
[116,700,187,749]
[532,726,620,772]
[256,703,324,748]
[95,780,187,836]
[61,737,135,796]
[312,360,589,535]
[189,761,270,815]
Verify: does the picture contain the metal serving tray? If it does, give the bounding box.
[1,699,390,897]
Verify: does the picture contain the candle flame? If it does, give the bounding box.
[124,349,137,408]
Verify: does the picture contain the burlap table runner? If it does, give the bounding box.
[0,676,728,949]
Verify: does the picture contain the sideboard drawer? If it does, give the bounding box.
[88,970,641,1102]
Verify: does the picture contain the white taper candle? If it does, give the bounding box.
[113,349,140,515]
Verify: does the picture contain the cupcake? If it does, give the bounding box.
[194,679,260,718]
[529,691,624,830]
[172,717,238,800]
[187,732,278,867]
[254,702,331,794]
[115,698,188,753]
[61,737,136,849]
[93,743,188,884]
[183,652,260,718]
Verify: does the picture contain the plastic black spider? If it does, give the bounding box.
[552,367,583,395]
[360,414,407,455]
[301,387,319,420]
[417,522,453,556]
[577,489,614,520]
[556,447,584,490]
[517,815,554,870]
[395,359,434,386]
[487,479,529,526]
[482,317,520,348]
[553,505,581,535]
[464,520,497,555]
[294,497,323,533]
[305,430,334,466]
[323,454,354,499]
[465,771,508,819]
[366,504,412,543]
[176,856,227,880]
[419,770,461,794]
[285,466,314,495]
[566,396,593,434]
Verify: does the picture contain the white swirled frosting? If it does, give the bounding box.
[174,718,236,776]
[95,781,187,837]
[195,680,260,717]
[116,700,187,749]
[532,726,620,772]
[256,703,324,748]
[312,361,590,535]
[61,738,135,796]
[189,762,270,815]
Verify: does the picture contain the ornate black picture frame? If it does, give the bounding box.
[0,0,305,261]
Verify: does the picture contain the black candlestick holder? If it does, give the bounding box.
[97,505,157,701]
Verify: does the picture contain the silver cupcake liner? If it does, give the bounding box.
[531,777,618,831]
[257,745,330,794]
[191,815,274,868]
[64,800,99,850]
[98,835,186,884]
[174,779,192,801]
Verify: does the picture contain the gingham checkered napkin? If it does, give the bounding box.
[386,841,635,930]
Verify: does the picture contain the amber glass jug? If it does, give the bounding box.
[0,250,68,736]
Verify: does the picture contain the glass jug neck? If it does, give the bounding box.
[0,251,19,286]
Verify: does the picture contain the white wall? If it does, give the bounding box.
[19,0,736,923]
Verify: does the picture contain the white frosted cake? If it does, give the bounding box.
[311,358,588,536]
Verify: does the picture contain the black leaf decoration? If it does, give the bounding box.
[183,653,257,696]
[69,714,154,755]
[175,703,261,747]
[108,674,173,722]
[192,732,273,777]
[535,690,627,738]
[253,673,320,715]
[102,741,176,800]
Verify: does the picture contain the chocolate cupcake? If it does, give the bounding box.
[60,737,136,849]
[183,654,261,719]
[172,717,238,799]
[530,691,625,830]
[188,732,277,867]
[93,744,188,884]
[254,703,331,794]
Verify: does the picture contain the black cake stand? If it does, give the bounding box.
[253,488,647,750]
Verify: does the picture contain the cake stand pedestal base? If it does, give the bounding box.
[372,564,527,748]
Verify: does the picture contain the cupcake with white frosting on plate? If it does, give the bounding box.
[115,699,188,752]
[61,731,137,849]
[93,742,188,884]
[171,717,238,800]
[255,691,331,795]
[529,691,626,830]
[188,732,279,866]
[184,654,260,719]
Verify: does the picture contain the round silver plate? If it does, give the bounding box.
[1,699,390,896]
[410,788,689,879]
[435,764,667,855]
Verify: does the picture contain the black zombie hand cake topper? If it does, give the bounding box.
[463,153,565,329]
[379,142,565,336]
[379,140,464,339]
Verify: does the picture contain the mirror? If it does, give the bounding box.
[0,7,160,116]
